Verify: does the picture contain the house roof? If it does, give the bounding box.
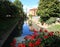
[29,8,37,11]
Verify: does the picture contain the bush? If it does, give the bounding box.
[12,29,60,47]
[0,1,21,17]
[40,16,50,22]
[46,17,56,25]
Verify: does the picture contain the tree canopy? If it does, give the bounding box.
[14,0,25,17]
[0,0,25,17]
[37,0,60,22]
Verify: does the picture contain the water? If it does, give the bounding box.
[21,22,33,36]
[15,22,34,44]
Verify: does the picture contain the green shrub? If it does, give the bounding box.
[40,16,50,22]
[46,17,56,25]
[16,29,60,47]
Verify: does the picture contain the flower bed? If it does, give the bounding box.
[10,28,60,47]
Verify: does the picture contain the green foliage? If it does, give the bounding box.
[29,14,32,19]
[28,14,33,26]
[0,0,26,37]
[17,29,60,47]
[14,0,24,17]
[40,16,50,22]
[48,25,60,31]
[37,0,60,22]
[28,20,32,26]
[0,0,19,17]
[14,0,23,9]
[46,17,56,24]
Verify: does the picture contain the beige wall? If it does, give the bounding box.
[29,8,37,16]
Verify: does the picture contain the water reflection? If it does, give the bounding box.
[21,22,33,36]
[15,21,33,43]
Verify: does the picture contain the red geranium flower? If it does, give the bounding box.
[10,42,14,46]
[18,43,21,47]
[24,35,35,40]
[48,32,54,36]
[24,35,31,39]
[18,43,26,47]
[29,42,34,47]
[33,29,37,33]
[33,33,39,37]
[44,35,48,39]
[13,39,16,42]
[35,41,41,46]
[29,35,35,40]
[35,40,41,46]
[39,28,42,32]
[32,35,36,38]
[44,29,48,32]
[13,45,16,47]
[10,42,16,47]
[13,39,16,44]
[35,38,41,46]
[37,38,42,42]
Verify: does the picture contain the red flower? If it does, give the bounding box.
[13,45,16,47]
[39,28,42,32]
[18,43,21,47]
[10,43,14,46]
[18,43,26,47]
[44,35,48,39]
[44,29,48,32]
[37,38,42,42]
[24,35,35,40]
[35,38,41,46]
[33,29,37,33]
[24,35,31,39]
[48,32,54,36]
[13,39,16,44]
[10,39,16,47]
[32,35,36,38]
[29,42,34,47]
[35,41,41,46]
[10,42,16,47]
[33,33,39,37]
[30,35,35,40]
[13,39,16,42]
[35,40,41,46]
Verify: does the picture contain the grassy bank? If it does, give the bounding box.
[47,24,60,31]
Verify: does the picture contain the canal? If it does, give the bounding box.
[15,21,34,44]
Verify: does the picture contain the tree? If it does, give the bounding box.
[14,0,24,17]
[0,0,20,17]
[37,0,60,22]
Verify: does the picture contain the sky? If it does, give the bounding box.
[10,0,39,12]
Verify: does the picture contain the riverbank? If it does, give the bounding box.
[27,16,60,32]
